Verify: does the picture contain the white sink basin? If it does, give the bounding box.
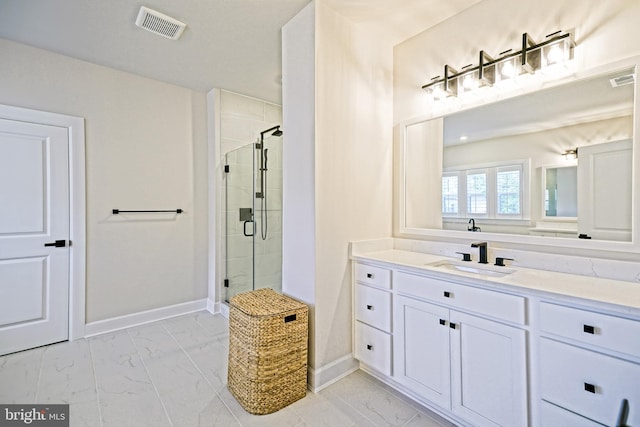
[427,260,515,278]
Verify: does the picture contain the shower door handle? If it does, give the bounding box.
[243,220,254,237]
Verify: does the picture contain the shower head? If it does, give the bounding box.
[260,125,283,139]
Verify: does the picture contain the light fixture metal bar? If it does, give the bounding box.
[478,50,495,86]
[521,33,538,73]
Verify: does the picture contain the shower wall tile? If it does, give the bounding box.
[264,102,283,124]
[264,188,283,211]
[221,115,266,145]
[221,91,265,120]
[226,234,253,260]
[255,252,283,277]
[256,212,282,234]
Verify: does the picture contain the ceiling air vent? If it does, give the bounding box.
[135,6,186,40]
[609,74,635,88]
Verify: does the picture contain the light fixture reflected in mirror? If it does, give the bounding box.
[563,148,578,160]
[422,30,575,100]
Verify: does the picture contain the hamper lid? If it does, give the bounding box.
[230,288,307,316]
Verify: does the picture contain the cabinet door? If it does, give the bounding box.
[394,295,451,409]
[450,311,528,427]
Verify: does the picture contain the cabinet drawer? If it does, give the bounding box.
[355,263,391,289]
[540,302,640,357]
[395,271,525,324]
[355,284,391,333]
[539,338,640,426]
[354,321,391,376]
[540,401,605,427]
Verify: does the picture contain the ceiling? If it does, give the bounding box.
[443,68,635,145]
[0,0,481,104]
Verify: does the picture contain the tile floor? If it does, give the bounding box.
[0,311,457,427]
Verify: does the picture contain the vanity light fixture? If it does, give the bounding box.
[563,148,578,160]
[422,30,575,100]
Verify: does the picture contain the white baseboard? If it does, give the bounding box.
[219,302,229,318]
[308,354,359,392]
[84,299,209,338]
[207,298,220,314]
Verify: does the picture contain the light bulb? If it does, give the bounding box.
[546,44,563,65]
[463,74,478,90]
[501,61,515,78]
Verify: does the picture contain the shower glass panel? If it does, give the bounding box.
[224,132,283,303]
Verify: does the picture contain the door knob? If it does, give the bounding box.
[44,240,66,248]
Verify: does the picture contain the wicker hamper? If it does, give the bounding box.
[228,288,308,415]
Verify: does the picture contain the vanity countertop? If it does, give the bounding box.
[351,249,640,313]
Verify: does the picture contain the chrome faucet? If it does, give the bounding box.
[471,242,488,264]
[468,218,481,232]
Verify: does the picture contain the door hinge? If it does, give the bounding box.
[223,279,229,288]
[224,165,230,173]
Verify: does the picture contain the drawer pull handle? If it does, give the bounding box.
[584,383,596,393]
[366,273,374,279]
[583,324,595,334]
[439,319,446,326]
[366,305,373,310]
[444,291,451,298]
[449,322,457,329]
[366,344,373,351]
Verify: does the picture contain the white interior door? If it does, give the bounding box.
[0,118,70,356]
[577,139,633,241]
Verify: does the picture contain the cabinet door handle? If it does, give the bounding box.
[444,291,451,298]
[449,322,457,329]
[439,319,446,326]
[366,273,374,279]
[366,305,373,310]
[366,344,373,351]
[583,324,595,334]
[584,383,596,393]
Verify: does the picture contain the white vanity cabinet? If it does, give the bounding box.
[537,302,640,426]
[351,249,640,427]
[393,271,528,427]
[353,262,392,376]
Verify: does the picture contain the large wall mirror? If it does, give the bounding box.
[399,58,639,249]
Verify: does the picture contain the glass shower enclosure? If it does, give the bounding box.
[223,129,283,302]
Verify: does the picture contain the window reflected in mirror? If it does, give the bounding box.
[544,165,577,218]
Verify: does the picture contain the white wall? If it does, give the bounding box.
[283,0,394,385]
[0,38,209,322]
[282,1,318,364]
